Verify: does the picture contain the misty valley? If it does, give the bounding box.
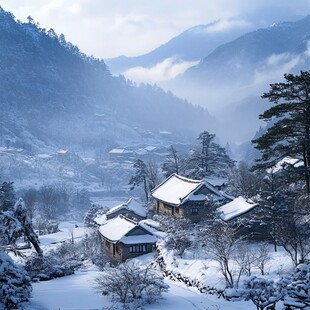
[1,4,310,310]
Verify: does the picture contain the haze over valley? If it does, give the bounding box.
[1,2,310,310]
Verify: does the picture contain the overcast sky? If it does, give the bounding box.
[1,1,310,59]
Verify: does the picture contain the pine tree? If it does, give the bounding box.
[188,131,235,178]
[129,159,149,202]
[253,71,310,195]
[0,252,32,309]
[0,182,15,212]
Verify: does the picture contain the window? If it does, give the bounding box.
[129,244,147,253]
[175,207,179,214]
[190,207,199,215]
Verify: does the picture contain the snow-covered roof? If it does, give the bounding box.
[94,213,107,225]
[105,198,147,218]
[99,216,136,242]
[109,148,132,155]
[145,146,157,152]
[109,148,125,154]
[152,174,230,206]
[135,148,148,156]
[152,174,204,206]
[98,215,156,244]
[218,196,258,221]
[204,177,227,187]
[268,157,303,174]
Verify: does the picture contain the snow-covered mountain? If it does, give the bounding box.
[182,15,310,87]
[105,16,310,144]
[105,19,253,76]
[0,7,214,154]
[166,15,310,143]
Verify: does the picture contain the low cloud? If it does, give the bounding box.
[3,0,310,58]
[124,58,199,84]
[254,52,303,88]
[205,18,252,34]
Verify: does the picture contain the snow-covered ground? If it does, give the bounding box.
[18,219,292,309]
[26,266,255,310]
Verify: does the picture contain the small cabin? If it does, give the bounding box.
[105,198,147,221]
[98,215,157,261]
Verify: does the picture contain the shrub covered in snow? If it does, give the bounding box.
[0,251,32,309]
[241,276,283,310]
[95,261,168,305]
[78,230,108,269]
[33,215,59,235]
[165,230,191,257]
[25,252,76,281]
[283,263,310,309]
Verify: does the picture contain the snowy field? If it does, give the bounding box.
[19,218,291,310]
[26,268,255,310]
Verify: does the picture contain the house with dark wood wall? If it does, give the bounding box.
[151,173,232,222]
[98,215,157,261]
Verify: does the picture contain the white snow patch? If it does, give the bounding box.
[218,196,258,221]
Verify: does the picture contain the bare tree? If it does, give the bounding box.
[234,243,257,280]
[95,261,168,304]
[162,145,184,177]
[147,160,159,193]
[39,184,58,219]
[205,221,240,288]
[253,243,271,276]
[129,159,159,203]
[228,161,262,199]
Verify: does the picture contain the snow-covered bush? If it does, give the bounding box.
[25,252,76,281]
[78,230,108,269]
[283,263,310,309]
[33,215,59,235]
[242,276,282,310]
[95,261,168,305]
[0,251,32,309]
[153,214,191,233]
[165,230,191,257]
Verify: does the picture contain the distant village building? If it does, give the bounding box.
[151,173,232,222]
[98,215,157,261]
[108,148,133,160]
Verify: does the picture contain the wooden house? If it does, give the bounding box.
[105,198,147,221]
[94,198,147,226]
[151,173,232,222]
[218,196,262,239]
[98,215,157,261]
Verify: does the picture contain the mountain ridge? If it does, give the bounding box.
[105,19,253,74]
[0,7,214,152]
